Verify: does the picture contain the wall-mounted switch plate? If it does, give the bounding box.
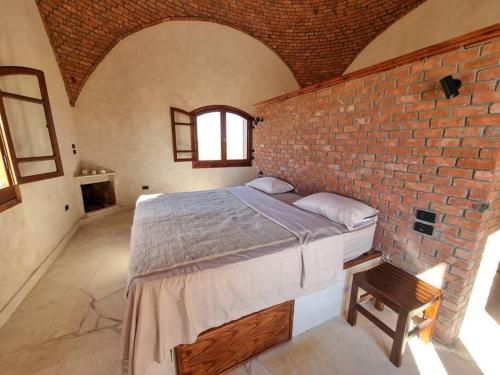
[416,209,436,223]
[414,221,433,236]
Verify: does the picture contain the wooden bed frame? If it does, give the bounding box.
[175,250,382,375]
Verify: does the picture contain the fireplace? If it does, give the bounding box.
[80,181,116,213]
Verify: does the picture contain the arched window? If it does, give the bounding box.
[170,105,253,168]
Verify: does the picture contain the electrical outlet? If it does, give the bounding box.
[142,185,149,190]
[72,149,77,154]
[65,204,70,211]
[381,252,392,263]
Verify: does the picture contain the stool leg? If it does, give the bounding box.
[420,296,442,344]
[347,278,359,326]
[390,309,411,367]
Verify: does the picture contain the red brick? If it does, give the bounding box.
[406,101,434,111]
[457,159,495,169]
[444,127,482,137]
[460,55,498,70]
[430,118,465,129]
[482,40,500,55]
[434,185,468,198]
[442,48,479,66]
[419,109,450,120]
[477,66,500,81]
[424,157,457,167]
[462,138,500,148]
[426,138,460,147]
[431,202,463,216]
[443,147,479,158]
[452,106,489,117]
[414,128,443,138]
[472,91,500,104]
[438,167,473,178]
[467,115,500,126]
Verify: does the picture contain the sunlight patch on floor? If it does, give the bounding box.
[409,337,448,375]
[459,230,500,375]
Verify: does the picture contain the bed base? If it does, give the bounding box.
[175,250,382,375]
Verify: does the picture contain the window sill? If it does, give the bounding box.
[192,161,252,169]
[0,196,21,213]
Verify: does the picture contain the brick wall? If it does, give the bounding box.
[255,37,500,344]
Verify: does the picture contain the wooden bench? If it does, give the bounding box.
[347,262,442,367]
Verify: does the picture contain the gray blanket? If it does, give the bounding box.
[129,186,344,285]
[129,188,296,282]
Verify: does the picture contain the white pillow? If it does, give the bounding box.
[293,192,378,230]
[245,177,294,194]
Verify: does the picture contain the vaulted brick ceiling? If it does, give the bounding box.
[36,0,426,105]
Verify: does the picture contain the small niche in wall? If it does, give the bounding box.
[80,181,116,213]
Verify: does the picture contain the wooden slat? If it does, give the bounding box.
[1,91,44,104]
[255,23,500,107]
[17,155,55,162]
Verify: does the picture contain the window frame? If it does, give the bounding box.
[0,66,64,185]
[0,130,21,213]
[191,105,253,169]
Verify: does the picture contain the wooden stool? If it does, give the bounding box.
[347,262,442,367]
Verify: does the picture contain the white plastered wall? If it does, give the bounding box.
[74,21,299,205]
[0,0,81,324]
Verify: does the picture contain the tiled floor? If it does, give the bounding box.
[0,210,492,374]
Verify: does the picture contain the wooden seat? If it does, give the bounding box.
[347,262,442,367]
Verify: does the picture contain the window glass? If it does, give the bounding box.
[226,112,247,160]
[18,160,57,177]
[0,67,63,186]
[0,153,10,189]
[196,112,221,161]
[3,98,52,158]
[0,74,41,99]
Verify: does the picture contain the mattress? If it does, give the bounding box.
[341,223,376,262]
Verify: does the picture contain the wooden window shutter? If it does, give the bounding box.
[170,107,196,162]
[0,66,64,184]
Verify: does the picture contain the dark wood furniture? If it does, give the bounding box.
[347,262,442,367]
[175,301,294,375]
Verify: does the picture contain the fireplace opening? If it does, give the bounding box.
[80,181,116,213]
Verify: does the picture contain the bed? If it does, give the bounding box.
[121,186,377,375]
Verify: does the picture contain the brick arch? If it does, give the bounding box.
[35,0,425,106]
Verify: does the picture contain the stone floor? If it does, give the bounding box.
[0,209,494,375]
